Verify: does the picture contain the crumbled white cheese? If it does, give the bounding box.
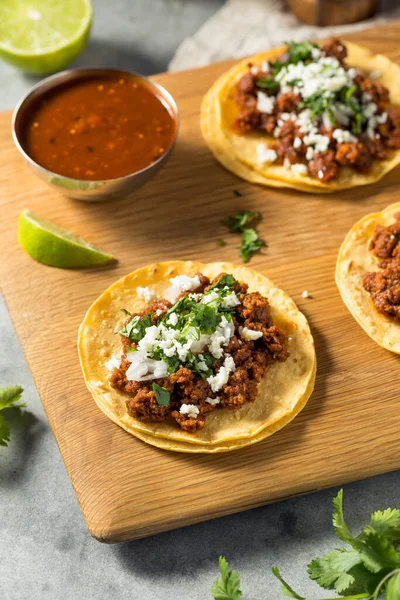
[303,132,330,153]
[275,55,353,100]
[256,91,275,114]
[376,112,387,124]
[165,275,200,302]
[306,147,315,161]
[260,60,269,72]
[347,67,359,79]
[207,355,236,392]
[322,111,333,130]
[293,137,302,149]
[240,327,263,341]
[156,309,163,316]
[302,290,309,299]
[137,286,157,303]
[291,163,308,175]
[221,292,241,308]
[250,65,260,75]
[332,129,357,144]
[311,47,322,60]
[179,404,200,419]
[205,396,221,405]
[201,290,219,305]
[125,349,168,382]
[105,355,121,371]
[167,312,178,326]
[283,157,291,169]
[363,102,378,119]
[257,144,277,164]
[208,316,235,359]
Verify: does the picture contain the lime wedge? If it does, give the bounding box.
[18,209,114,268]
[0,0,92,74]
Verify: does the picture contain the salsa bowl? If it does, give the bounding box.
[12,68,179,201]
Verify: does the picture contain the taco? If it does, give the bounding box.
[336,202,400,353]
[201,39,400,193]
[78,261,316,453]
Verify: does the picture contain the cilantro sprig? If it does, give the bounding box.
[152,383,170,406]
[223,210,259,233]
[212,557,242,600]
[212,490,400,600]
[0,385,25,447]
[222,210,266,263]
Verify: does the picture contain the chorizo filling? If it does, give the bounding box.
[234,38,400,182]
[362,214,400,320]
[108,272,288,432]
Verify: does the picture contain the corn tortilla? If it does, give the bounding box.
[201,42,400,193]
[78,261,316,452]
[336,202,400,353]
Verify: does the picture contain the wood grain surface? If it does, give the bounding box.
[1,22,400,543]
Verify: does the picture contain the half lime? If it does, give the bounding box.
[0,0,92,74]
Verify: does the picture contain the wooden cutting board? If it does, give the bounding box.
[2,21,400,543]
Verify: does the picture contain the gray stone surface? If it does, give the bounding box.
[0,0,224,111]
[1,2,400,599]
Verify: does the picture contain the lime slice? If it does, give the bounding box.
[0,0,92,74]
[18,209,114,268]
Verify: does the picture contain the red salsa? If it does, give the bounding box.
[22,72,177,180]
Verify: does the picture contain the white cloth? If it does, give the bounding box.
[168,0,400,72]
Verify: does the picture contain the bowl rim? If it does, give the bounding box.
[11,66,180,186]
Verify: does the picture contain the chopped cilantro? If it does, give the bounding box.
[208,273,237,291]
[239,228,266,263]
[152,383,170,406]
[271,41,318,76]
[255,77,279,92]
[287,41,318,63]
[217,238,227,247]
[0,385,25,447]
[222,210,259,233]
[118,313,153,341]
[120,308,132,316]
[192,303,221,334]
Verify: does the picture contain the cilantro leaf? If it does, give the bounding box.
[118,313,153,342]
[387,570,400,600]
[239,228,266,263]
[211,557,242,600]
[192,303,221,334]
[364,508,400,539]
[120,308,132,316]
[0,385,25,447]
[307,549,362,594]
[208,274,237,291]
[223,210,259,233]
[217,238,227,247]
[0,385,25,411]
[358,533,400,574]
[332,489,355,545]
[152,383,170,407]
[271,567,305,599]
[256,77,279,92]
[0,414,10,447]
[287,41,318,64]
